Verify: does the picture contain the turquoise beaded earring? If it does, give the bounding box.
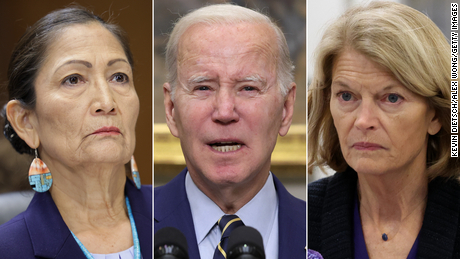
[131,156,141,189]
[28,149,52,192]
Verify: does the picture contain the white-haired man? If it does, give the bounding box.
[154,4,306,259]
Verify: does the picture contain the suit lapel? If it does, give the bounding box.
[24,192,86,259]
[154,168,200,258]
[273,174,306,259]
[25,179,151,259]
[320,169,356,259]
[126,179,153,259]
[154,170,308,259]
[417,177,460,259]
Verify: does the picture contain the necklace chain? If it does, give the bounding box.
[358,184,427,242]
[71,197,141,259]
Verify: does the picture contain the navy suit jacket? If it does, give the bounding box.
[154,168,306,259]
[0,179,152,259]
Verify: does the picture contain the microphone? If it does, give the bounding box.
[227,226,265,259]
[154,227,189,259]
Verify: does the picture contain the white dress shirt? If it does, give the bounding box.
[185,171,279,259]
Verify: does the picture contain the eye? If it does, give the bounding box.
[196,86,210,91]
[243,86,257,91]
[339,92,353,101]
[110,73,129,84]
[62,74,84,86]
[387,93,401,103]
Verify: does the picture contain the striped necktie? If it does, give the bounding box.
[213,215,245,259]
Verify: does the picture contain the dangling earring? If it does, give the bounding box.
[28,149,52,192]
[131,156,141,189]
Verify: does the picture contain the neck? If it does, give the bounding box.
[191,170,269,214]
[357,165,428,237]
[49,162,128,232]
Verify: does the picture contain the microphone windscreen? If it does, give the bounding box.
[228,226,265,259]
[154,227,188,254]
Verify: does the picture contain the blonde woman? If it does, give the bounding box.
[308,2,459,258]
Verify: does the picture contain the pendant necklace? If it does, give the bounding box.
[360,195,427,242]
[71,197,141,259]
[381,233,388,241]
[357,180,428,242]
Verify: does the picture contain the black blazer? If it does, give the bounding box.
[308,168,460,259]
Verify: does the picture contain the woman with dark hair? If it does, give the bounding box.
[0,7,151,259]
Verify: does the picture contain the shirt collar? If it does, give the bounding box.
[235,172,278,243]
[185,171,278,244]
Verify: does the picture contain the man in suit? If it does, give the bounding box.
[154,4,306,259]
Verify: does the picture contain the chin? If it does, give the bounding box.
[351,162,388,175]
[85,150,130,164]
[202,166,250,186]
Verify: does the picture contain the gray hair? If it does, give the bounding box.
[165,3,294,98]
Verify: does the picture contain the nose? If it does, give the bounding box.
[211,89,239,124]
[91,79,117,115]
[354,99,378,131]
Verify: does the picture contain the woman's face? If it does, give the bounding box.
[30,22,139,169]
[330,49,441,176]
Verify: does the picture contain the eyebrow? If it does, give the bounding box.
[54,58,129,73]
[332,80,400,91]
[237,74,266,85]
[188,75,211,84]
[107,58,129,67]
[187,74,267,85]
[55,60,92,73]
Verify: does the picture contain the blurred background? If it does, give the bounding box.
[0,0,152,194]
[308,0,454,183]
[154,0,307,200]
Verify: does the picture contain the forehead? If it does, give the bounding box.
[331,49,400,89]
[333,50,390,76]
[177,22,278,73]
[44,22,125,62]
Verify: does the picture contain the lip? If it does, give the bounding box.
[91,126,121,136]
[206,138,245,153]
[352,142,384,151]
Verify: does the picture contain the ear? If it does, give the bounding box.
[6,100,40,148]
[279,83,296,136]
[427,109,442,136]
[163,82,179,137]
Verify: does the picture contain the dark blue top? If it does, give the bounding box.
[353,195,419,259]
[0,179,152,259]
[155,168,307,259]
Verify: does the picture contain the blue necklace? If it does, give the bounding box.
[70,197,141,259]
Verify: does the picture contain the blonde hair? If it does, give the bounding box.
[308,1,459,179]
[165,3,294,99]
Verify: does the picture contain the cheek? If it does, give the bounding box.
[330,105,349,141]
[125,99,139,146]
[127,96,140,125]
[35,101,79,138]
[33,105,83,159]
[246,97,284,143]
[175,100,210,134]
[330,100,341,127]
[388,112,428,150]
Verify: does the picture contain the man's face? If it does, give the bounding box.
[164,22,295,192]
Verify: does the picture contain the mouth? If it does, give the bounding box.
[352,142,384,151]
[208,141,243,153]
[91,126,121,135]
